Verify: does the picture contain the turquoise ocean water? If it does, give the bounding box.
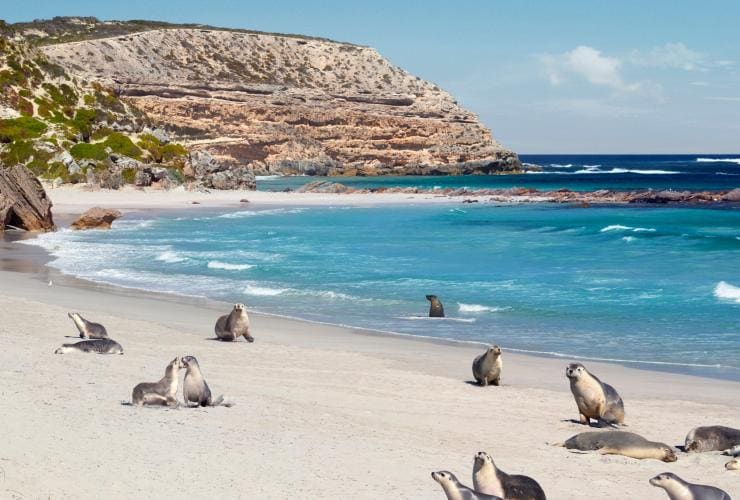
[25,155,740,379]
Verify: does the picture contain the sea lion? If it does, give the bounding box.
[426,294,445,318]
[685,425,740,452]
[215,303,253,342]
[68,312,108,339]
[431,471,502,500]
[559,430,677,462]
[131,357,183,406]
[472,451,546,500]
[649,472,731,500]
[565,363,625,426]
[726,458,740,471]
[472,345,503,386]
[723,444,740,457]
[54,338,123,354]
[181,356,228,407]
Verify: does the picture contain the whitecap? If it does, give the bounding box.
[600,225,632,232]
[397,316,476,323]
[632,227,656,233]
[458,303,510,313]
[255,175,283,180]
[696,157,740,164]
[714,281,740,303]
[218,208,306,219]
[549,163,573,168]
[242,284,289,296]
[207,261,253,271]
[156,250,187,263]
[621,236,636,243]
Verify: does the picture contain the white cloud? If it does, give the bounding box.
[629,43,705,71]
[540,46,640,92]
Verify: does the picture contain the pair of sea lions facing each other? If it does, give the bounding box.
[650,472,731,500]
[432,452,546,500]
[215,303,253,342]
[130,356,230,407]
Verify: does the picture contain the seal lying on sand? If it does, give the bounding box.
[565,363,625,426]
[215,303,253,342]
[131,357,183,406]
[68,312,108,339]
[472,451,546,500]
[431,471,501,500]
[181,356,230,407]
[472,345,503,386]
[684,425,740,452]
[54,338,123,354]
[558,431,677,462]
[649,472,731,499]
[726,458,740,471]
[426,295,445,317]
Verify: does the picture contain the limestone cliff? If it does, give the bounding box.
[29,18,519,176]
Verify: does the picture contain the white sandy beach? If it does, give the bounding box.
[0,188,737,499]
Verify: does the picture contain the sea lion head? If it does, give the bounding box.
[170,357,184,369]
[726,458,740,470]
[181,355,198,368]
[473,451,494,471]
[233,303,246,312]
[488,345,502,356]
[431,470,457,486]
[425,295,438,303]
[565,363,586,380]
[659,446,678,463]
[649,472,679,487]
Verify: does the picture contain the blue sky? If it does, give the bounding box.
[5,1,740,153]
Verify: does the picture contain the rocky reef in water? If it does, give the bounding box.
[23,17,519,178]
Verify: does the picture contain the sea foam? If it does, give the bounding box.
[242,284,289,296]
[714,281,740,303]
[155,250,187,263]
[207,261,253,271]
[458,303,509,313]
[697,157,740,164]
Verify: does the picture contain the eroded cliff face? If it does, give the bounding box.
[39,26,520,176]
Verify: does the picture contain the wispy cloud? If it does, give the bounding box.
[537,98,650,118]
[629,43,705,71]
[704,96,740,102]
[539,46,640,92]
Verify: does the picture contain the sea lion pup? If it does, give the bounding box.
[685,425,740,452]
[559,430,677,462]
[472,345,503,386]
[472,452,546,500]
[215,303,253,342]
[426,294,445,318]
[181,356,229,407]
[131,357,183,406]
[431,471,502,500]
[565,363,625,426]
[54,338,123,355]
[649,472,731,500]
[68,312,108,339]
[726,458,740,471]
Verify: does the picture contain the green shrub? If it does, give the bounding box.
[0,116,47,142]
[70,108,96,141]
[1,139,35,164]
[70,142,107,160]
[103,132,141,159]
[162,143,188,162]
[121,167,137,184]
[91,126,113,141]
[45,161,70,182]
[16,96,33,116]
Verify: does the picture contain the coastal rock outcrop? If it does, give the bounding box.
[31,19,520,177]
[0,163,55,231]
[70,207,122,230]
[185,151,256,190]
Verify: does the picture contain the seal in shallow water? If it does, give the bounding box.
[472,345,503,386]
[472,451,546,500]
[131,357,183,406]
[181,356,227,407]
[426,294,445,317]
[649,472,731,500]
[54,338,123,354]
[68,312,108,339]
[559,430,677,462]
[565,363,625,426]
[684,425,740,452]
[431,471,501,500]
[215,303,253,342]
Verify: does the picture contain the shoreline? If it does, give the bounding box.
[0,204,738,498]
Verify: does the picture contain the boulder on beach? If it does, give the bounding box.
[70,207,122,230]
[0,163,55,232]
